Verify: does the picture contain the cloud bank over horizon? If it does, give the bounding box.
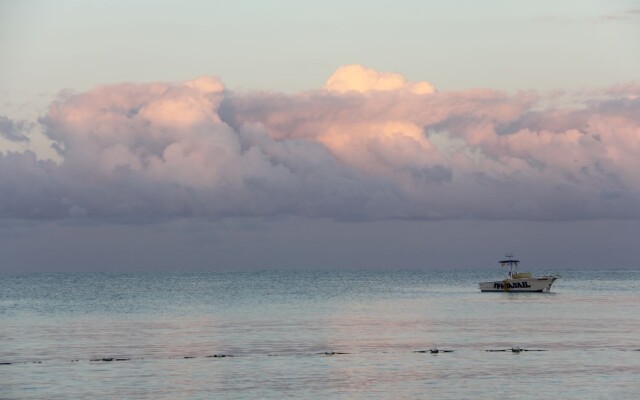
[2,65,640,223]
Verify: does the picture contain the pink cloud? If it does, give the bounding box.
[1,65,639,221]
[323,64,436,95]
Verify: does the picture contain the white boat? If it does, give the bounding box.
[479,254,558,292]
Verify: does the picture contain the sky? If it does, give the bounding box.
[1,0,639,272]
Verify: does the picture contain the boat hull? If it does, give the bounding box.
[479,277,557,292]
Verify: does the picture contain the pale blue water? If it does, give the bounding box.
[2,269,639,399]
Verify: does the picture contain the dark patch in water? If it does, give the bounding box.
[414,348,454,354]
[319,351,348,356]
[486,347,546,353]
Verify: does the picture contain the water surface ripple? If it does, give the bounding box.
[2,269,639,399]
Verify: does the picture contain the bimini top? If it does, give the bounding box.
[499,253,519,266]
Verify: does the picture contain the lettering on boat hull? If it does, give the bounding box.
[494,281,531,289]
[478,278,557,292]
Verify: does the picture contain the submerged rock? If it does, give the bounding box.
[319,351,348,356]
[486,347,546,353]
[414,348,453,354]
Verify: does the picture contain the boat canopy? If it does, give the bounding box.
[499,253,519,266]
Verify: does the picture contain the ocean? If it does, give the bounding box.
[2,269,639,399]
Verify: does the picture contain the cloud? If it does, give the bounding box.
[323,64,436,95]
[0,151,66,218]
[29,76,370,220]
[535,10,640,24]
[595,15,629,22]
[2,65,640,222]
[0,115,31,142]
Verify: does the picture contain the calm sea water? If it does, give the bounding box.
[2,269,639,399]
